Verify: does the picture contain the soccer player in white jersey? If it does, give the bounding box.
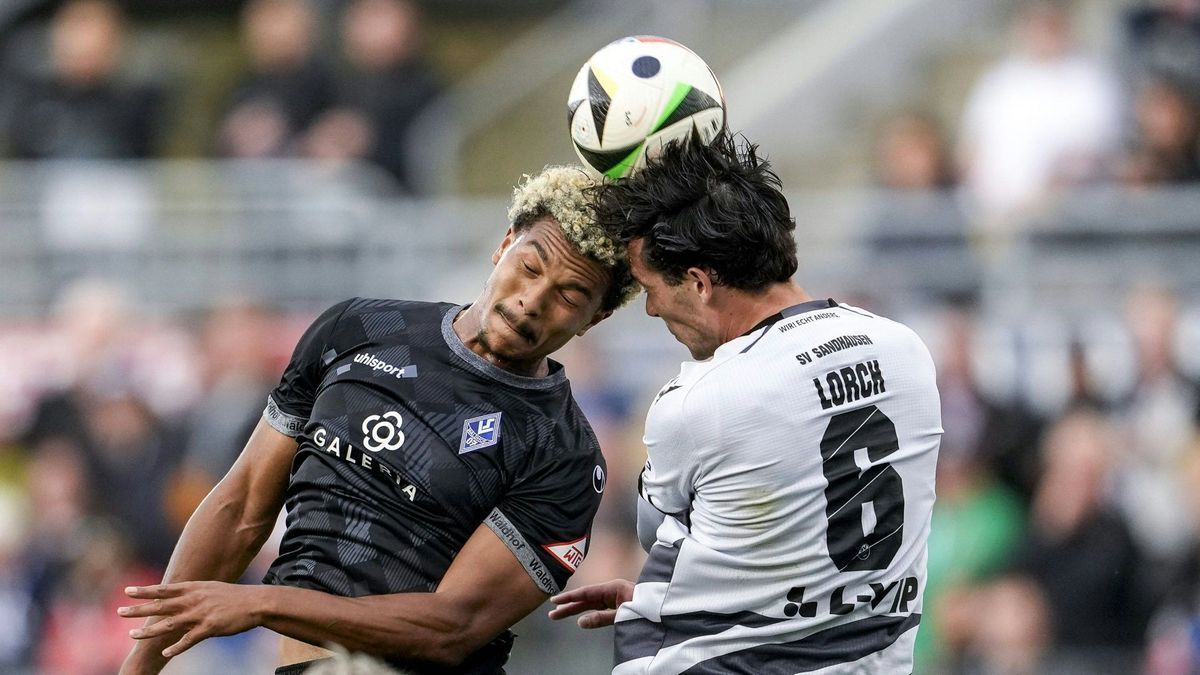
[549,132,942,674]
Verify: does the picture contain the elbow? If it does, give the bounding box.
[421,642,470,668]
[409,610,486,667]
[211,489,272,547]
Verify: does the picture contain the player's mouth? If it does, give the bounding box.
[494,304,537,344]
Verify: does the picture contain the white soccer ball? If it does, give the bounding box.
[568,36,725,179]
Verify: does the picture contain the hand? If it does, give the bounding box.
[119,582,265,658]
[548,579,634,629]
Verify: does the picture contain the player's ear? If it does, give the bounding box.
[492,226,518,265]
[576,308,613,336]
[685,267,715,304]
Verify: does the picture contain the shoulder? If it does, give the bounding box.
[832,303,925,341]
[645,363,727,444]
[334,297,455,329]
[554,394,606,463]
[339,297,453,318]
[297,298,456,351]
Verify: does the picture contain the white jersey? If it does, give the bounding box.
[614,299,941,675]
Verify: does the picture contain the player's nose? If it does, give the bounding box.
[517,281,550,316]
[643,298,658,318]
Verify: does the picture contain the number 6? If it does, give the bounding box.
[820,405,905,571]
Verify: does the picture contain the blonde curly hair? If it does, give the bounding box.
[507,165,638,309]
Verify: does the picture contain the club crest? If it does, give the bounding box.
[460,412,503,454]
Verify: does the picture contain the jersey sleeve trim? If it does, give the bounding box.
[263,394,306,437]
[483,508,560,595]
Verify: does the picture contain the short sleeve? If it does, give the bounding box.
[638,390,702,520]
[484,446,605,595]
[263,299,354,437]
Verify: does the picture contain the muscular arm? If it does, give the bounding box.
[262,523,546,665]
[124,522,548,667]
[120,418,296,674]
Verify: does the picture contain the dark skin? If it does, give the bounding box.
[118,216,614,673]
[453,217,614,375]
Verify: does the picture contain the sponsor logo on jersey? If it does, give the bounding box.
[485,508,558,594]
[460,412,502,454]
[593,465,606,494]
[362,411,405,452]
[543,536,588,572]
[353,352,418,379]
[652,377,682,404]
[312,425,419,499]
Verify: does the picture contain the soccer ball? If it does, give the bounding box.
[568,36,725,179]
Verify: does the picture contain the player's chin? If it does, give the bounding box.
[488,333,541,362]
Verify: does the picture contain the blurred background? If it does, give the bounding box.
[0,0,1198,673]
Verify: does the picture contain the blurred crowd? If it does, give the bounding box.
[869,0,1200,244]
[909,284,1200,675]
[0,280,298,674]
[860,5,1200,673]
[0,0,444,192]
[0,0,1199,674]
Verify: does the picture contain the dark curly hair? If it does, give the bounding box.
[593,131,798,291]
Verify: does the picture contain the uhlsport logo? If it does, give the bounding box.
[460,412,502,454]
[353,352,418,379]
[362,411,405,452]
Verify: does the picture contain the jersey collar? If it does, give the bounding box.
[740,298,839,337]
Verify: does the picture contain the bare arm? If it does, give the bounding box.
[122,520,549,667]
[120,418,296,675]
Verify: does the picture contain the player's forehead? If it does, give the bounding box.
[519,218,610,290]
[625,238,656,285]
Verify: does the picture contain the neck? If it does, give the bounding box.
[452,304,549,378]
[715,281,814,345]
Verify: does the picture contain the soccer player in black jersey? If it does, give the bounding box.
[117,166,637,675]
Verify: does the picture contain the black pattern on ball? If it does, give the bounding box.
[632,56,660,78]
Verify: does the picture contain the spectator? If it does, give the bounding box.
[953,575,1052,675]
[1124,0,1200,100]
[77,389,182,569]
[22,280,139,452]
[864,113,975,297]
[218,0,335,158]
[1010,408,1151,672]
[1113,285,1200,563]
[2,0,164,158]
[916,304,1029,669]
[918,447,1025,670]
[301,0,443,191]
[36,520,155,675]
[1143,439,1200,675]
[1122,77,1200,186]
[874,112,957,190]
[167,301,279,532]
[21,440,92,672]
[937,304,1046,501]
[0,487,33,672]
[958,1,1121,224]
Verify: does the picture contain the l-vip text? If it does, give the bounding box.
[783,576,920,619]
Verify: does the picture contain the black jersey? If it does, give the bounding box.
[261,298,607,673]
